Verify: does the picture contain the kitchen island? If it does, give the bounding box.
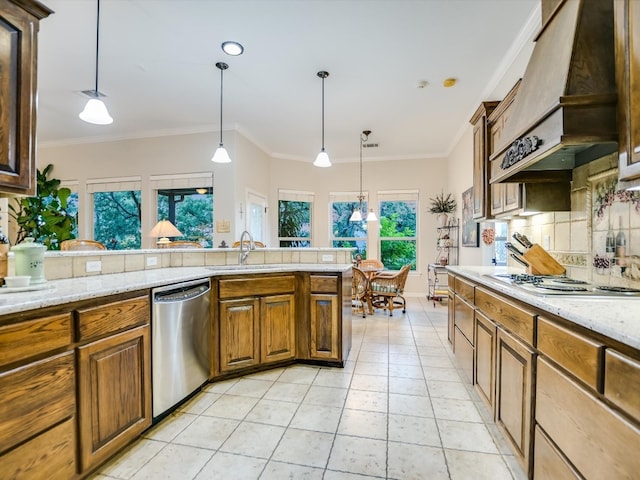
[0,262,352,479]
[447,265,640,480]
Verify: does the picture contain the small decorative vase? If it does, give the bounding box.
[11,237,47,283]
[437,213,448,227]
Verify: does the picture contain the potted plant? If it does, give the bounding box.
[429,192,457,227]
[9,164,77,250]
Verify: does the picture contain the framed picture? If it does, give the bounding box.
[462,187,479,247]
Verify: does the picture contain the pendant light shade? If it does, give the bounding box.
[313,71,331,167]
[212,62,231,163]
[79,0,113,125]
[350,130,377,222]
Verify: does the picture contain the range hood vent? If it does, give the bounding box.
[490,0,618,184]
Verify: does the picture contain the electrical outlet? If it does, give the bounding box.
[86,260,102,273]
[322,254,334,262]
[146,256,158,266]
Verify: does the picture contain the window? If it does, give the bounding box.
[152,173,214,247]
[378,191,418,270]
[330,192,368,257]
[278,190,313,247]
[89,177,142,250]
[493,222,508,266]
[157,188,213,247]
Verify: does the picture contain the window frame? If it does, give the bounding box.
[377,190,419,271]
[278,189,314,247]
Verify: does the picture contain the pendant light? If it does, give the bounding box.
[212,62,231,163]
[350,130,378,222]
[79,0,113,125]
[314,71,331,167]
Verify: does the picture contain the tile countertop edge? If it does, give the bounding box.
[0,264,353,317]
[448,266,640,351]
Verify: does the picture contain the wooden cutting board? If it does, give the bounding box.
[523,244,566,276]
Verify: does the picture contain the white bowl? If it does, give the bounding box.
[4,276,31,288]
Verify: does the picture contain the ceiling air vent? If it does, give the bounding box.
[362,143,379,149]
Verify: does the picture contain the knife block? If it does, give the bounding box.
[522,244,565,276]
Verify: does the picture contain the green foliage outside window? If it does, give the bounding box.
[379,201,417,270]
[94,191,142,249]
[332,201,367,257]
[278,200,311,247]
[157,193,213,247]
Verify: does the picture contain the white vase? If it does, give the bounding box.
[437,213,449,227]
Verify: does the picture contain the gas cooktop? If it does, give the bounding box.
[488,273,640,297]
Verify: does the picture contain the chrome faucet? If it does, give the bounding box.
[239,230,255,265]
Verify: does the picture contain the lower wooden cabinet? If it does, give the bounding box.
[309,293,339,360]
[219,293,296,372]
[77,324,151,472]
[533,426,581,480]
[447,290,454,346]
[474,310,497,412]
[496,328,534,475]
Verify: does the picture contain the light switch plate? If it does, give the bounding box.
[322,254,334,262]
[146,256,158,266]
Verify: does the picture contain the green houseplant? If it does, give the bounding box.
[9,164,76,250]
[429,192,457,227]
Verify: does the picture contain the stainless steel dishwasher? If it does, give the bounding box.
[152,278,211,418]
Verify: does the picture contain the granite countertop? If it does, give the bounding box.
[0,264,353,317]
[448,266,640,351]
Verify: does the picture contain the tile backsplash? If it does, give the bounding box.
[507,153,640,288]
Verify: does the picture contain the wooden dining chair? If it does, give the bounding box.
[369,264,411,316]
[166,240,203,248]
[359,259,384,269]
[231,240,266,248]
[60,239,107,251]
[352,266,370,318]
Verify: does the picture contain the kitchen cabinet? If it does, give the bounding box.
[615,0,640,185]
[489,80,522,217]
[470,101,499,220]
[449,270,640,480]
[76,295,151,473]
[308,274,343,361]
[0,0,52,195]
[217,275,296,374]
[0,311,76,479]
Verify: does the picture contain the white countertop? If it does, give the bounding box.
[0,264,352,317]
[448,266,640,351]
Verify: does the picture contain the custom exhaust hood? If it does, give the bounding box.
[490,0,618,184]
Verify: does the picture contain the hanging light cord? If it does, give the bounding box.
[358,134,363,206]
[320,75,325,150]
[219,64,224,146]
[94,0,101,94]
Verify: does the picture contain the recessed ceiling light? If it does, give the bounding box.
[417,80,429,89]
[443,78,457,88]
[221,41,244,56]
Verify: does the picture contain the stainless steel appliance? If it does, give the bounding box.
[488,273,640,298]
[152,278,211,418]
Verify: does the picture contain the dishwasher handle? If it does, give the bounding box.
[154,281,210,303]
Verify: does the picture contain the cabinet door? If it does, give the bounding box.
[219,297,260,371]
[472,118,488,219]
[0,1,50,194]
[447,291,454,346]
[616,0,640,181]
[495,328,534,475]
[77,325,151,472]
[474,311,497,413]
[309,294,339,360]
[503,183,522,212]
[261,294,295,363]
[490,183,505,215]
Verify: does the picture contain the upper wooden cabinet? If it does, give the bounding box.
[0,0,52,195]
[470,102,499,220]
[615,0,640,185]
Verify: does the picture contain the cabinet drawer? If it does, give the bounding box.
[0,313,73,367]
[475,287,536,345]
[605,349,640,421]
[537,316,604,391]
[454,276,475,303]
[219,275,295,299]
[77,295,150,342]
[1,417,76,480]
[453,295,474,344]
[533,426,581,480]
[310,275,337,293]
[0,351,75,452]
[447,273,456,289]
[454,326,474,383]
[536,357,640,480]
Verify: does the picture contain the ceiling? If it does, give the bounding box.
[36,0,539,163]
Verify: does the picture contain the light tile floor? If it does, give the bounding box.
[92,297,527,480]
